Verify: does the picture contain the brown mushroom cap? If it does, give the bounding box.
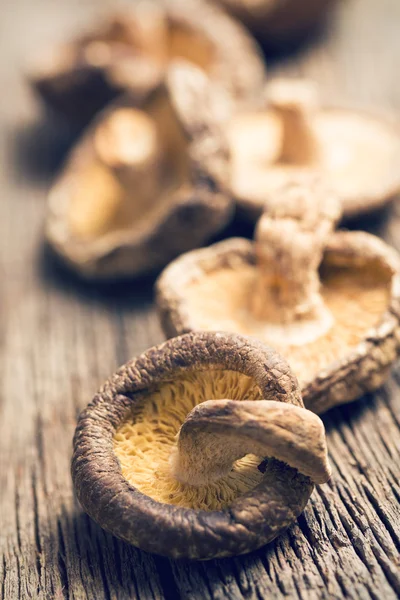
[29,0,266,126]
[226,78,400,220]
[72,331,330,559]
[46,63,233,279]
[216,0,338,47]
[156,191,400,415]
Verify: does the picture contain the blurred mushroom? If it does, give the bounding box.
[46,63,233,279]
[216,0,338,49]
[226,78,400,220]
[72,331,330,559]
[29,0,266,126]
[156,178,400,414]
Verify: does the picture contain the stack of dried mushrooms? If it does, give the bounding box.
[29,0,400,560]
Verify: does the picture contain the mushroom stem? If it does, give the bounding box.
[94,107,161,172]
[268,78,320,165]
[250,177,340,333]
[170,399,331,486]
[93,107,163,218]
[126,3,169,63]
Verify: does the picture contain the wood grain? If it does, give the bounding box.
[1,0,400,598]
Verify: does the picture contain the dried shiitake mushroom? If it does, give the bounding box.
[226,78,400,220]
[156,179,400,415]
[46,63,233,279]
[29,0,266,126]
[72,331,331,560]
[216,0,337,48]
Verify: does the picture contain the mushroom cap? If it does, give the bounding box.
[72,331,328,559]
[216,0,338,47]
[156,233,400,415]
[227,105,400,220]
[46,64,233,280]
[29,0,266,126]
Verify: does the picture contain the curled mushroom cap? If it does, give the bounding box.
[29,0,266,126]
[226,78,400,219]
[46,63,233,279]
[156,178,400,415]
[72,331,330,560]
[216,0,337,48]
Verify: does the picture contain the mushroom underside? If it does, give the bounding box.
[31,0,266,124]
[114,369,266,511]
[227,109,400,217]
[76,18,217,75]
[46,91,221,278]
[32,17,217,115]
[59,93,190,239]
[74,331,325,559]
[46,59,236,279]
[162,250,393,389]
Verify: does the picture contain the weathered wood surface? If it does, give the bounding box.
[1,0,400,598]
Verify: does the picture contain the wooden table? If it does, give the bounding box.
[1,0,400,598]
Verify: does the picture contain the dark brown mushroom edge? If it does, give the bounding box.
[225,78,400,220]
[29,0,266,126]
[216,0,337,49]
[156,179,400,415]
[46,63,233,279]
[72,331,331,560]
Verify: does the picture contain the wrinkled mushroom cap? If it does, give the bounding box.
[46,63,233,279]
[29,0,266,126]
[72,331,330,559]
[226,79,400,220]
[156,231,400,415]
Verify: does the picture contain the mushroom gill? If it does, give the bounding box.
[180,259,392,388]
[113,370,265,511]
[156,178,398,396]
[73,332,331,559]
[113,369,330,510]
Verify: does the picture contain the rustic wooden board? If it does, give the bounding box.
[1,0,400,598]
